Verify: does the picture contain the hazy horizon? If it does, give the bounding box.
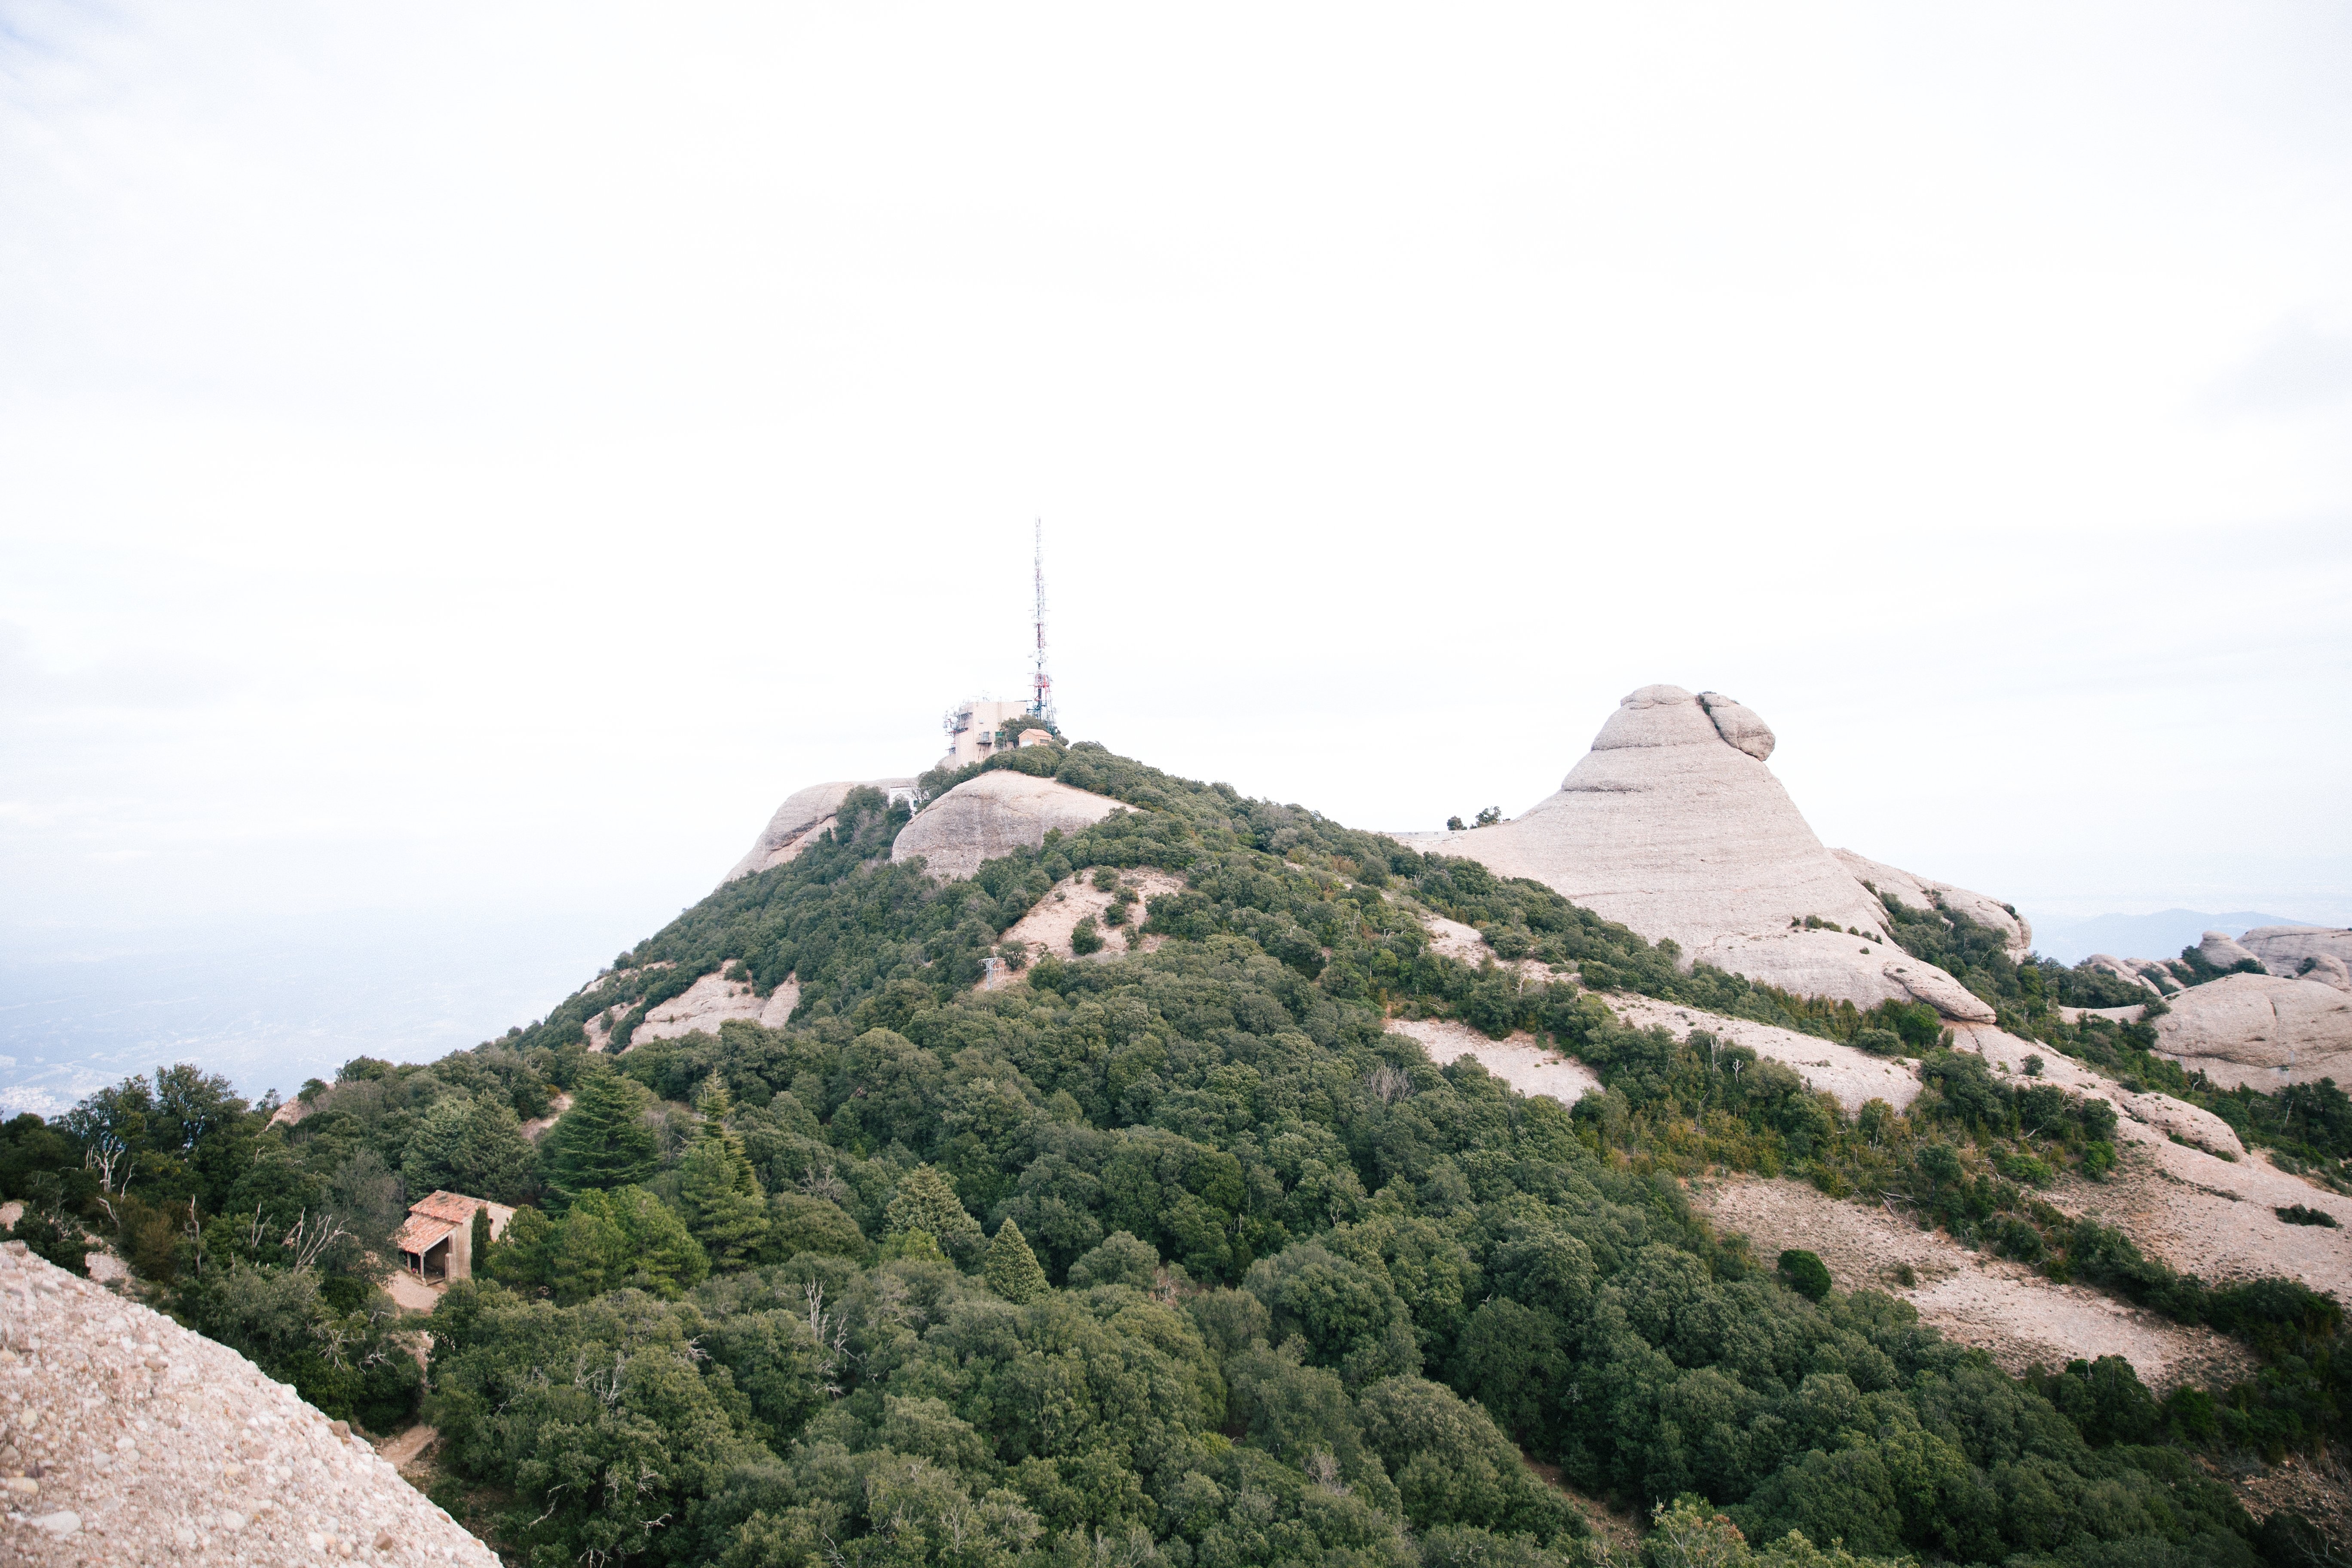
[5,4,2347,1110]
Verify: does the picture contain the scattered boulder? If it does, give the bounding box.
[2239,925,2352,989]
[2144,973,2352,1089]
[0,1241,496,1566]
[1695,690,1775,760]
[2197,930,2265,973]
[891,772,1124,883]
[723,778,916,883]
[1406,684,1995,1020]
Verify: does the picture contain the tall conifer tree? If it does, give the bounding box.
[677,1075,769,1267]
[537,1066,658,1207]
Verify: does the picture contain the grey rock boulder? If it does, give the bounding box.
[891,771,1124,883]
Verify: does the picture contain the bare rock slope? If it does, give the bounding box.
[1397,684,2000,1020]
[0,1241,496,1566]
[891,772,1124,883]
[1693,1176,2254,1392]
[723,778,916,883]
[2144,973,2352,1089]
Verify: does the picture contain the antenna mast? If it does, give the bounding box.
[1029,520,1054,722]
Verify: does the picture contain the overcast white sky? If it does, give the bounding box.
[5,3,2350,1087]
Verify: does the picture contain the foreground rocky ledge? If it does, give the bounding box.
[0,1241,496,1567]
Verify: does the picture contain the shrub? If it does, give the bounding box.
[1777,1248,1833,1301]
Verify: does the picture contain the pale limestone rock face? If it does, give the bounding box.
[1830,849,2033,961]
[1427,684,1994,1020]
[2147,972,2352,1088]
[2239,925,2352,987]
[2197,930,2264,972]
[891,772,1124,883]
[724,779,918,883]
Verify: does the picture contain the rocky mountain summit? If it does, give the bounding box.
[0,1240,495,1566]
[1394,683,2008,1021]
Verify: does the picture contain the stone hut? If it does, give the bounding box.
[394,1190,515,1283]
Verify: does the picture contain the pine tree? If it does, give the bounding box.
[537,1066,658,1207]
[882,1164,983,1267]
[677,1075,769,1268]
[983,1217,1049,1304]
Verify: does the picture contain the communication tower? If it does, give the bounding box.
[1028,520,1055,723]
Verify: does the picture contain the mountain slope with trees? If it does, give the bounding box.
[2,740,2343,1567]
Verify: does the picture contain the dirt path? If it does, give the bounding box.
[376,1424,439,1471]
[1691,1173,2256,1391]
[385,1269,442,1314]
[518,1091,572,1141]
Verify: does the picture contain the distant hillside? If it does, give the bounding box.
[2030,909,2305,965]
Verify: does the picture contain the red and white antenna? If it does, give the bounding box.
[1028,520,1055,722]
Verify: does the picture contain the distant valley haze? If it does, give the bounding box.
[3,3,2348,1110]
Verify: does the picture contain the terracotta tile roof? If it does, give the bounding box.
[410,1190,491,1226]
[395,1214,456,1256]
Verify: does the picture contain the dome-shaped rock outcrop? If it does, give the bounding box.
[723,778,917,883]
[1405,684,2001,1020]
[2144,972,2352,1088]
[891,772,1124,883]
[2197,930,2266,973]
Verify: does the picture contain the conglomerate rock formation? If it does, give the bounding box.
[1396,683,2003,1020]
[0,1241,496,1567]
[2240,925,2352,990]
[2143,973,2352,1089]
[722,777,917,883]
[890,770,1124,883]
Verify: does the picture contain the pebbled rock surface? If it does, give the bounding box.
[723,778,916,884]
[1403,684,1995,1020]
[0,1241,496,1567]
[891,772,1124,883]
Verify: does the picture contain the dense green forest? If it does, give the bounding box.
[3,740,2344,1567]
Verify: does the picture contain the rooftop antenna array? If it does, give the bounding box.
[1029,519,1055,723]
